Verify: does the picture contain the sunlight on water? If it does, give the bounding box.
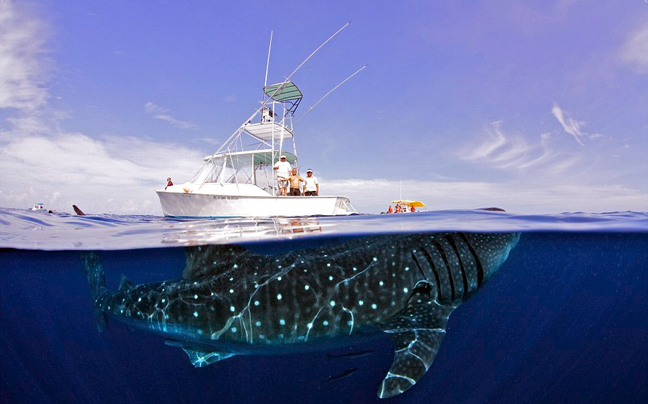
[1,208,647,250]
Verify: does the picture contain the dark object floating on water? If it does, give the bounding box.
[478,207,506,212]
[81,231,520,398]
[73,205,85,216]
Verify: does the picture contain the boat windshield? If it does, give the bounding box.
[190,151,297,192]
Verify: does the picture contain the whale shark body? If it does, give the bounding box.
[82,231,519,398]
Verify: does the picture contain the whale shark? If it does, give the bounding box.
[82,231,519,398]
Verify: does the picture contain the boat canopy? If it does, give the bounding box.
[391,200,426,208]
[205,150,297,165]
[264,81,303,101]
[243,122,294,140]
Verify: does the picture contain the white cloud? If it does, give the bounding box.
[551,103,586,146]
[0,130,205,214]
[0,2,205,215]
[144,102,197,130]
[620,22,648,74]
[0,0,50,111]
[458,121,579,175]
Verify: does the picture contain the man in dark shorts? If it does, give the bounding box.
[303,169,319,196]
[288,168,304,196]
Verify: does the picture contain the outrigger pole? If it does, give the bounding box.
[217,23,354,155]
[295,64,368,124]
[263,21,353,104]
[286,21,351,81]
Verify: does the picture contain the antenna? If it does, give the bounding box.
[264,31,273,90]
[295,64,367,124]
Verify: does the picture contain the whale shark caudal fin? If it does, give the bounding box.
[80,252,109,332]
[164,340,236,367]
[376,283,458,399]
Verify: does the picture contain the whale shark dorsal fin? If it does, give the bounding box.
[118,274,133,291]
[183,244,261,280]
[376,288,459,398]
[164,339,236,367]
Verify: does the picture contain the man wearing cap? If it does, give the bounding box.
[273,155,291,196]
[303,169,319,196]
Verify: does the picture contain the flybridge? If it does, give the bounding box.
[198,22,364,188]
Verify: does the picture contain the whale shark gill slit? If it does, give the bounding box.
[445,235,470,297]
[460,233,485,287]
[411,250,443,301]
[433,240,456,300]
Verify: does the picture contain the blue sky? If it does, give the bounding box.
[1,0,647,214]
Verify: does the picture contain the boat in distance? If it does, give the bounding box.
[156,30,359,218]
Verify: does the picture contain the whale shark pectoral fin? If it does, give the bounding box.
[164,339,236,367]
[182,348,236,367]
[376,292,458,399]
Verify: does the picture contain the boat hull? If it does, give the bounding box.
[156,190,355,218]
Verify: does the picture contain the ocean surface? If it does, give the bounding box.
[1,208,647,404]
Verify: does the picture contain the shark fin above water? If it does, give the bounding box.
[376,284,458,398]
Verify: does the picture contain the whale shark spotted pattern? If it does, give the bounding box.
[82,232,520,398]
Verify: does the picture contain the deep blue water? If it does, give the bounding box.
[1,209,647,403]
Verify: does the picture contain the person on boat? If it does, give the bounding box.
[165,177,173,190]
[303,169,319,196]
[288,168,304,196]
[395,204,402,213]
[262,107,274,123]
[410,205,416,213]
[273,155,291,196]
[388,205,393,214]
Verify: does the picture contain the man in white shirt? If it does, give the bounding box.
[273,155,291,196]
[303,169,319,196]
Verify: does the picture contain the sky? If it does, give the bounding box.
[1,0,647,215]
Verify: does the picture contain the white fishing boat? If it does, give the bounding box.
[30,202,46,211]
[156,26,359,218]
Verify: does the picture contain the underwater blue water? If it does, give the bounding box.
[1,208,647,403]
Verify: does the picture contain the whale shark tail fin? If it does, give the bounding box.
[80,251,109,332]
